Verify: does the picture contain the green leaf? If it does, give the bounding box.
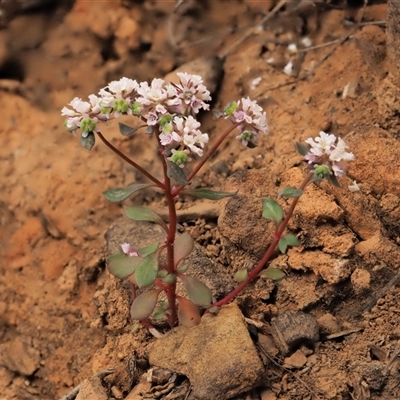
[152,308,167,320]
[118,122,137,136]
[234,269,248,282]
[103,183,154,202]
[177,297,201,327]
[174,232,194,266]
[182,188,237,201]
[260,268,286,280]
[135,253,159,287]
[177,264,189,273]
[138,243,159,258]
[262,198,283,223]
[295,142,310,156]
[130,289,161,320]
[278,234,299,254]
[124,206,167,230]
[179,274,212,306]
[80,132,95,150]
[328,174,341,187]
[278,186,303,198]
[107,253,143,279]
[163,273,177,284]
[166,159,189,185]
[157,270,168,279]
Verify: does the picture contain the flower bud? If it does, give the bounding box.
[170,150,189,167]
[314,165,330,179]
[224,101,237,116]
[80,117,96,133]
[114,99,129,113]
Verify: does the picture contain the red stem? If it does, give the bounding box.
[212,171,314,308]
[157,134,178,327]
[96,131,164,189]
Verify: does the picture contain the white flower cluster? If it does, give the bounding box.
[305,131,355,177]
[61,73,211,166]
[224,97,269,147]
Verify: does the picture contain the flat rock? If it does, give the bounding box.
[148,303,264,400]
[76,376,108,400]
[0,337,40,376]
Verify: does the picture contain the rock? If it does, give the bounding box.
[283,349,307,369]
[148,303,264,400]
[76,376,108,400]
[317,313,341,335]
[164,56,223,94]
[288,250,351,284]
[351,268,371,294]
[270,311,319,356]
[0,337,40,376]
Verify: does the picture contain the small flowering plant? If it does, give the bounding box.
[62,73,354,329]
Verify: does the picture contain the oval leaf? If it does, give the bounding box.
[103,183,154,202]
[234,269,248,282]
[166,159,189,185]
[295,142,310,156]
[278,186,303,198]
[130,289,161,320]
[260,267,286,281]
[163,273,177,284]
[179,274,212,306]
[177,264,189,273]
[208,306,220,315]
[174,232,194,266]
[178,297,201,327]
[135,254,159,287]
[182,188,237,201]
[124,206,167,230]
[107,253,143,279]
[262,198,283,223]
[284,233,300,247]
[138,242,159,258]
[81,132,95,150]
[278,237,288,254]
[118,122,137,136]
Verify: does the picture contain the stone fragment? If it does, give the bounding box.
[0,337,40,376]
[288,250,351,284]
[351,268,371,294]
[148,303,264,400]
[283,349,307,369]
[76,376,108,400]
[270,311,319,356]
[317,313,341,335]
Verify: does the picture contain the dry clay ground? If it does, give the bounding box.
[1,0,400,399]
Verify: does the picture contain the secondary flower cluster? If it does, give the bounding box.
[61,73,269,167]
[305,131,355,177]
[224,97,269,147]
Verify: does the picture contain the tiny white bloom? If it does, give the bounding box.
[283,61,293,76]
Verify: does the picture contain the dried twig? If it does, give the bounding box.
[256,343,323,400]
[386,341,400,373]
[363,267,400,312]
[262,0,370,92]
[59,368,115,400]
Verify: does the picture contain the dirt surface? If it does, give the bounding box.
[1,0,400,399]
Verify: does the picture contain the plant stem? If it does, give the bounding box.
[158,135,178,327]
[96,132,164,189]
[171,122,240,197]
[212,171,314,308]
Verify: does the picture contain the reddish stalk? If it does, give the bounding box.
[212,171,314,308]
[96,131,164,189]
